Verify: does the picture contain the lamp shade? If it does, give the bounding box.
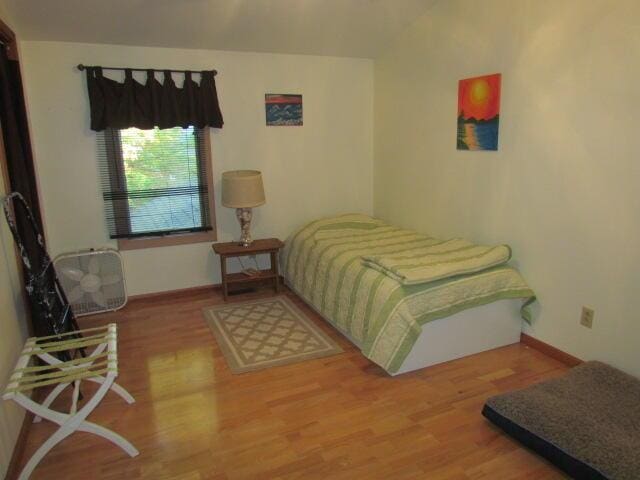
[221,170,266,208]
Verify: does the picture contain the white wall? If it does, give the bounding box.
[374,0,640,376]
[0,180,29,478]
[0,0,12,26]
[19,41,373,296]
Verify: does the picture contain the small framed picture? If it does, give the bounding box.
[265,94,303,126]
[457,73,501,150]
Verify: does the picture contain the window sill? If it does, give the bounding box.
[117,230,217,251]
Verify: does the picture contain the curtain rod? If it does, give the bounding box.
[77,64,217,76]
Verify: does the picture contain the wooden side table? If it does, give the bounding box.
[212,238,284,301]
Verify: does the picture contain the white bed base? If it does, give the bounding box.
[394,299,522,375]
[286,280,522,375]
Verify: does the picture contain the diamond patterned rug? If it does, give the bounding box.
[203,296,343,373]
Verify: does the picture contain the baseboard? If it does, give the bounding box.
[128,283,220,302]
[520,333,582,367]
[128,275,287,303]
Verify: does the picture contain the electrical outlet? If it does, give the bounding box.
[580,306,594,329]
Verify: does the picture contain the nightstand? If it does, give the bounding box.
[212,238,284,301]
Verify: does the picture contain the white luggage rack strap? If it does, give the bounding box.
[2,324,139,480]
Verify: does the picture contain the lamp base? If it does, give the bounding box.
[236,207,253,247]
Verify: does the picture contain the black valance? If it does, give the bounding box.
[85,67,224,131]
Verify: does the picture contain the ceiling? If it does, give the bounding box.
[5,0,436,59]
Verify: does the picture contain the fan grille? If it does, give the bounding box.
[54,250,126,316]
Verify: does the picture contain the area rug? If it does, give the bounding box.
[482,361,640,480]
[203,296,343,373]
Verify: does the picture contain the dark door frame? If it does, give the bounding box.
[0,16,17,60]
[0,15,40,480]
[0,15,32,287]
[0,17,41,328]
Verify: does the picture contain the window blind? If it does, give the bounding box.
[97,126,212,239]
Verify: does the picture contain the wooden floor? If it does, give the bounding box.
[15,287,569,479]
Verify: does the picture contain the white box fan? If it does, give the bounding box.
[54,248,127,316]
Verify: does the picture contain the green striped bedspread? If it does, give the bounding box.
[281,214,536,374]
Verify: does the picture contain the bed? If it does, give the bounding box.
[281,214,535,375]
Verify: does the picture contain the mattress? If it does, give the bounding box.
[483,361,640,480]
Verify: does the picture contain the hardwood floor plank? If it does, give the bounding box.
[13,287,569,479]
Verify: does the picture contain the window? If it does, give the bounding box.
[98,126,216,250]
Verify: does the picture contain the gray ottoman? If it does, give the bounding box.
[482,361,640,480]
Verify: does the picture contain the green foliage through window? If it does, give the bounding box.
[98,126,212,238]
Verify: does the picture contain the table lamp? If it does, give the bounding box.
[221,170,265,247]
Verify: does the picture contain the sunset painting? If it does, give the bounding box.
[265,94,303,126]
[457,73,501,150]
